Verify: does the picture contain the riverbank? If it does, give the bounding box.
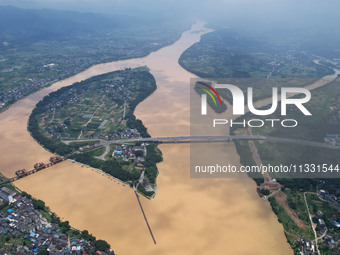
[0,6,192,113]
[230,66,340,253]
[27,68,162,198]
[0,181,113,254]
[0,22,292,254]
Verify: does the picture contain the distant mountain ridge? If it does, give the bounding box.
[0,5,129,43]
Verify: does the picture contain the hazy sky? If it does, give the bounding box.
[1,0,340,31]
[1,0,339,14]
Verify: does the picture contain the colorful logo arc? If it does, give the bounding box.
[197,82,223,106]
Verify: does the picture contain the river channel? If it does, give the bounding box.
[0,22,293,254]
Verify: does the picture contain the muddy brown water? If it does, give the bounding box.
[1,22,293,254]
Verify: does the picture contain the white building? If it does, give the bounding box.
[0,187,17,203]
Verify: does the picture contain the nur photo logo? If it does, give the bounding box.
[195,80,312,128]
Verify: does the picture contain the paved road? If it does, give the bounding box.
[63,135,340,150]
[248,127,272,182]
[304,192,320,255]
[304,192,331,242]
[62,135,340,160]
[95,144,110,160]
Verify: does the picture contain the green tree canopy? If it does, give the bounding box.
[94,240,110,251]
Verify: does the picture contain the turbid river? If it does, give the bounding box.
[0,22,293,254]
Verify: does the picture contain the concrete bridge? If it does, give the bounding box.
[3,136,339,185]
[63,135,340,151]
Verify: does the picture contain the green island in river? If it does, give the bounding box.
[2,1,340,255]
[28,67,162,199]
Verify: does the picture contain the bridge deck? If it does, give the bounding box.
[62,135,340,151]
